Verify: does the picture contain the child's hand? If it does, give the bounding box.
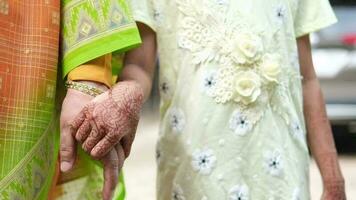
[321,180,346,200]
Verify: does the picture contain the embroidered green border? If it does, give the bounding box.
[62,25,141,78]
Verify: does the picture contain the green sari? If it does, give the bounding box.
[0,0,140,199]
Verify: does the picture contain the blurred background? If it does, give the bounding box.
[124,1,356,199]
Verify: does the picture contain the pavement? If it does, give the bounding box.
[124,108,356,200]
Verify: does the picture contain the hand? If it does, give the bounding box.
[101,143,125,200]
[321,180,346,200]
[71,81,144,159]
[60,88,94,172]
[60,81,126,199]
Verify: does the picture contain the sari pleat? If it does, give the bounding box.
[0,0,140,199]
[0,1,60,199]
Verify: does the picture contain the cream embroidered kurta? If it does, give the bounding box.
[129,0,336,199]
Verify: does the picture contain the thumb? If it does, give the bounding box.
[60,125,77,172]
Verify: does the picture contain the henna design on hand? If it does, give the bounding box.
[72,81,144,158]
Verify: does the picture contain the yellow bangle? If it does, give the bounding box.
[65,80,104,97]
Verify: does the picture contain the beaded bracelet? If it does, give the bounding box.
[65,80,104,97]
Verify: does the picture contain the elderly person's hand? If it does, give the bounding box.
[60,81,128,200]
[70,81,144,159]
[60,87,95,172]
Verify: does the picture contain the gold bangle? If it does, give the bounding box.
[65,80,104,97]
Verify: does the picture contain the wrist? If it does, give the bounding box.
[112,81,144,99]
[74,80,109,91]
[65,80,109,97]
[323,178,345,190]
[110,81,144,117]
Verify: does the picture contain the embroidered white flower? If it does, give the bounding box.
[192,148,217,175]
[160,81,170,95]
[292,187,301,200]
[231,33,263,65]
[172,183,186,200]
[216,0,229,6]
[201,70,217,96]
[176,0,284,108]
[290,120,304,140]
[229,110,252,136]
[152,5,165,27]
[264,149,284,177]
[274,4,287,25]
[233,71,262,104]
[156,146,162,165]
[228,184,249,200]
[169,108,186,134]
[260,54,281,83]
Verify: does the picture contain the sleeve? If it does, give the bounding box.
[293,0,337,38]
[128,0,157,32]
[67,54,113,87]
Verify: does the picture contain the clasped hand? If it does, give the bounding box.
[60,81,143,200]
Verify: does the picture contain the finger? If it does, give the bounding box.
[60,126,77,172]
[91,132,122,158]
[120,134,135,158]
[115,144,125,169]
[75,119,91,143]
[69,107,87,137]
[102,150,119,200]
[82,123,104,153]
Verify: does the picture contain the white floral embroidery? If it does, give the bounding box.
[201,70,217,96]
[177,0,258,66]
[228,184,249,200]
[160,80,173,100]
[160,81,169,94]
[153,9,164,26]
[169,108,186,134]
[230,33,263,65]
[290,120,305,141]
[229,109,252,136]
[260,54,281,83]
[192,148,216,175]
[211,66,236,103]
[156,145,162,166]
[264,149,284,177]
[233,71,262,105]
[177,0,285,108]
[172,183,185,200]
[292,187,301,200]
[273,4,287,26]
[216,0,229,6]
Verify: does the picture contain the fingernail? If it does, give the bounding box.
[60,161,72,172]
[91,147,99,157]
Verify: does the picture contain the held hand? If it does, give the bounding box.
[71,81,144,159]
[59,88,94,172]
[321,180,346,200]
[101,144,125,200]
[60,81,125,200]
